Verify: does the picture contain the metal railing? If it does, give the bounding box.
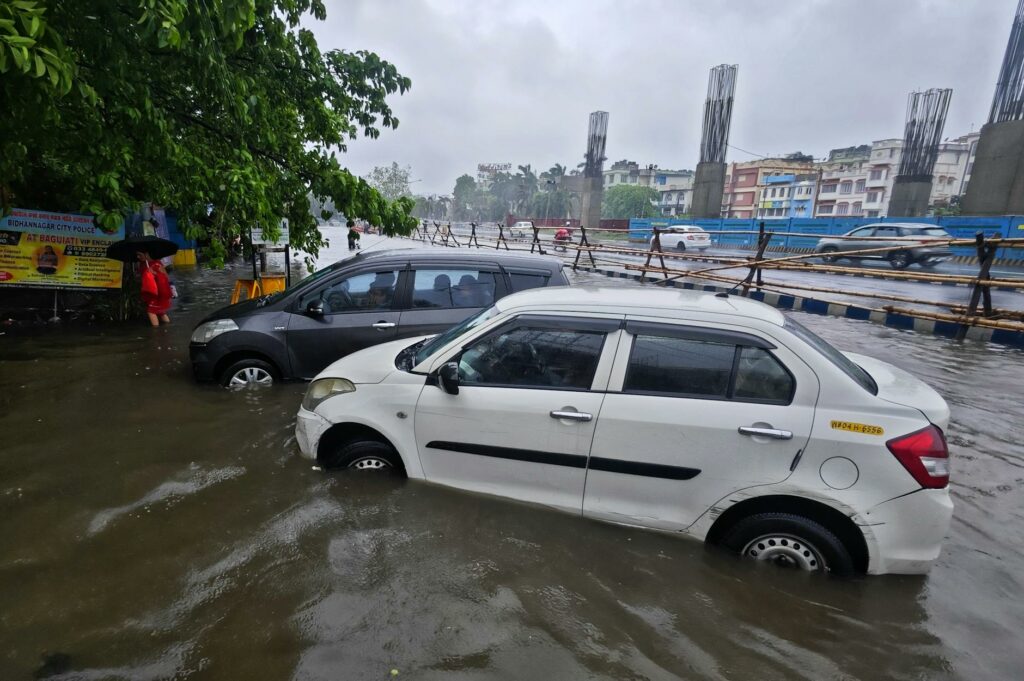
[404,220,1024,338]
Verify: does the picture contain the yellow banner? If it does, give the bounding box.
[0,208,124,290]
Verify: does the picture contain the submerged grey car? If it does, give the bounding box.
[190,248,570,386]
[814,223,954,270]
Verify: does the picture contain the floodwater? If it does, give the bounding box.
[1,235,1023,680]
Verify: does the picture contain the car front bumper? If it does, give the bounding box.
[295,406,331,460]
[189,343,217,382]
[859,487,953,575]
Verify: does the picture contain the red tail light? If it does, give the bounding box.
[887,425,950,489]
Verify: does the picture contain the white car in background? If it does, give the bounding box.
[510,221,534,239]
[296,287,953,576]
[651,225,712,251]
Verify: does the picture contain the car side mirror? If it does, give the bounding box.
[306,301,324,317]
[437,362,460,395]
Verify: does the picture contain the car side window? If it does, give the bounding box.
[302,269,400,314]
[733,347,795,402]
[624,335,734,398]
[874,226,899,237]
[848,227,875,237]
[623,334,794,404]
[459,326,605,390]
[508,271,550,292]
[412,268,497,309]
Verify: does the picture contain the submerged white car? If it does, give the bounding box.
[296,287,953,576]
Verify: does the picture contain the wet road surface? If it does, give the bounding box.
[1,234,1023,680]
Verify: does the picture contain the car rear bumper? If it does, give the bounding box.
[859,487,953,575]
[296,406,331,460]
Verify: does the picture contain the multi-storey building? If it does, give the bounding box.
[653,169,694,216]
[603,161,694,216]
[757,174,819,219]
[816,146,871,218]
[861,136,977,217]
[724,159,816,218]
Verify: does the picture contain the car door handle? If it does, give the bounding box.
[372,321,396,330]
[738,426,793,440]
[550,409,593,422]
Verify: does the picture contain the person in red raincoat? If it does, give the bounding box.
[554,222,572,252]
[137,251,172,327]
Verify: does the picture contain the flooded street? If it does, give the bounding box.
[2,237,1023,680]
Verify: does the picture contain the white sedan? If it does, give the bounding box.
[651,225,712,251]
[296,287,953,576]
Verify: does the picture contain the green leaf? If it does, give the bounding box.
[9,44,24,68]
[33,52,44,76]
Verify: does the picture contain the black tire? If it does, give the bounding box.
[675,241,687,252]
[324,438,406,476]
[819,246,840,263]
[220,358,278,388]
[720,512,855,576]
[888,250,912,270]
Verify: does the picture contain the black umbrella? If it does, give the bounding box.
[105,235,179,262]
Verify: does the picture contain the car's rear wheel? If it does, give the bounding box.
[888,250,912,270]
[676,241,687,252]
[220,359,277,388]
[819,246,840,263]
[324,438,406,476]
[721,512,854,576]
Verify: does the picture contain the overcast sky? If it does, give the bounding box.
[309,0,1017,195]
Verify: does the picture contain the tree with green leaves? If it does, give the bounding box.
[602,184,659,219]
[452,174,476,220]
[0,0,417,265]
[367,162,413,201]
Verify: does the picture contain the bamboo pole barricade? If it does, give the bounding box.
[404,220,1024,336]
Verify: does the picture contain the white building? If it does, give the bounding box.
[860,135,977,217]
[815,146,871,218]
[603,161,694,216]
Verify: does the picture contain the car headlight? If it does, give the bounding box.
[191,319,239,344]
[302,378,356,411]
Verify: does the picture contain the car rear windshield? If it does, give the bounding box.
[783,318,877,394]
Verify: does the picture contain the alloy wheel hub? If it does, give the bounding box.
[229,367,273,387]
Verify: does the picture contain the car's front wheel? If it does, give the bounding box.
[220,359,277,388]
[721,512,854,575]
[324,438,406,476]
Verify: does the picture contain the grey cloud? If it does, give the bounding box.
[310,0,1017,195]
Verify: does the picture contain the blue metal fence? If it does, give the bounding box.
[629,216,1024,260]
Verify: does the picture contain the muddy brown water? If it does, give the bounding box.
[1,240,1023,680]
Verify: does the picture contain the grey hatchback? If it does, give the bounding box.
[190,248,570,386]
[814,223,954,269]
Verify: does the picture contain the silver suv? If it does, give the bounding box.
[814,223,954,270]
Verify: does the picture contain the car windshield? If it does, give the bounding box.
[411,305,499,368]
[255,259,346,304]
[784,317,878,394]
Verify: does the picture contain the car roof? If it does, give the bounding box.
[342,247,564,269]
[494,285,787,326]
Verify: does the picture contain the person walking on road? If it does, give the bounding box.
[347,220,361,250]
[137,251,172,327]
